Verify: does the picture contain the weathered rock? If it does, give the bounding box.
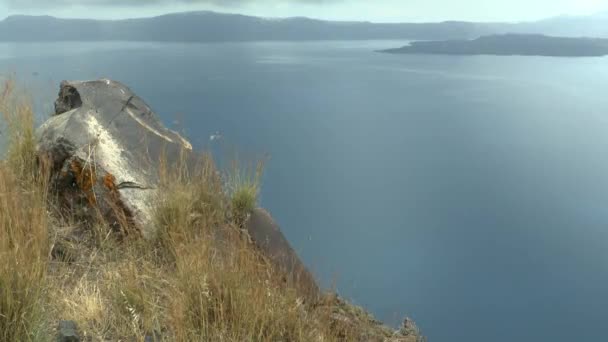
[389,317,427,342]
[57,320,80,342]
[37,79,192,238]
[315,294,426,342]
[143,330,162,342]
[318,294,390,341]
[245,208,320,299]
[396,317,425,339]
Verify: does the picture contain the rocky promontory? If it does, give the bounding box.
[1,79,428,341]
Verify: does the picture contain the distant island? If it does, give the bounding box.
[380,34,608,57]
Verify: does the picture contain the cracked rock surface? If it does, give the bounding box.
[37,79,192,238]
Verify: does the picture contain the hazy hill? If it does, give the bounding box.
[0,11,494,42]
[380,34,608,56]
[513,12,608,37]
[1,11,608,42]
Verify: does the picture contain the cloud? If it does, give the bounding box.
[5,0,337,9]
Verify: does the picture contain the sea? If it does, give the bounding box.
[2,40,608,341]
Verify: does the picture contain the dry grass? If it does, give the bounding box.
[42,153,340,341]
[0,79,37,177]
[226,159,264,226]
[0,168,50,342]
[0,79,51,341]
[0,80,392,342]
[153,153,330,341]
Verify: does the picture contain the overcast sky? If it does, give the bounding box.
[0,0,607,22]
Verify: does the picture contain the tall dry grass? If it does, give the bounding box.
[0,79,51,341]
[45,151,340,341]
[1,79,37,178]
[153,154,330,341]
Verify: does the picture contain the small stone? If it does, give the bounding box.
[144,330,162,342]
[392,317,426,342]
[58,320,80,342]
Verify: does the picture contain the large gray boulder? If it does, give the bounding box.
[245,208,320,298]
[37,79,192,238]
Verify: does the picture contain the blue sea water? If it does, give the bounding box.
[2,40,608,341]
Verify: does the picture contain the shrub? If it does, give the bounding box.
[226,159,264,226]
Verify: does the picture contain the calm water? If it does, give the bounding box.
[3,41,608,341]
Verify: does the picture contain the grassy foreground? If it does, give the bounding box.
[0,80,401,342]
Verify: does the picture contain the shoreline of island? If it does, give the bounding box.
[379,34,608,57]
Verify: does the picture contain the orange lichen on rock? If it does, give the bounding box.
[70,159,97,206]
[103,173,117,193]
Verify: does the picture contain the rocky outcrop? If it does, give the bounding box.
[36,79,321,292]
[316,294,426,342]
[37,79,322,290]
[392,317,426,342]
[245,208,320,299]
[37,79,192,238]
[36,79,424,341]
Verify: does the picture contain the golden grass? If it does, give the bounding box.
[42,153,336,341]
[0,79,37,178]
[0,80,395,342]
[0,79,50,341]
[153,153,329,341]
[226,159,264,226]
[0,168,50,342]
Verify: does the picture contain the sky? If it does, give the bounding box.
[0,0,607,23]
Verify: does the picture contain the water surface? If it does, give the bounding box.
[2,40,608,342]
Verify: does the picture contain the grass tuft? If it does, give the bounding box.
[226,159,264,226]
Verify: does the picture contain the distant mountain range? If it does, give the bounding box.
[1,11,608,42]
